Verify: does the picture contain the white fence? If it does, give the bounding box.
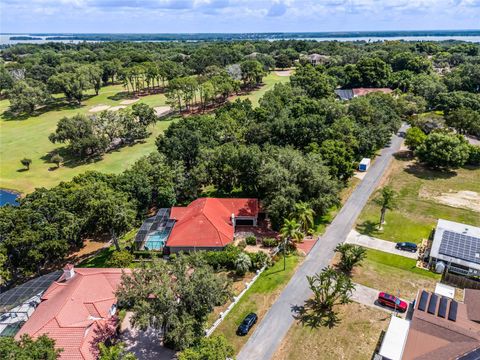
[205,265,267,337]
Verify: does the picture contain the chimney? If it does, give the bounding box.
[63,264,75,281]
[231,213,235,228]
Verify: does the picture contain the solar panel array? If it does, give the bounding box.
[448,300,458,322]
[0,271,61,312]
[439,230,480,265]
[418,290,428,311]
[427,294,438,314]
[438,297,448,318]
[417,291,457,322]
[460,348,480,360]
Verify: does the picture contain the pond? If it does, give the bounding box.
[0,189,20,206]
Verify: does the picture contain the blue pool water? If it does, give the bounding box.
[144,230,168,250]
[0,189,20,206]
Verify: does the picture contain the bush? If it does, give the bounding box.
[245,236,257,245]
[20,158,32,170]
[107,250,134,267]
[262,238,278,248]
[467,145,480,166]
[202,244,241,270]
[50,153,63,168]
[234,252,252,276]
[248,251,270,270]
[133,250,163,259]
[237,240,247,250]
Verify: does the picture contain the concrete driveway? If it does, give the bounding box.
[345,230,418,259]
[237,124,409,360]
[352,283,408,318]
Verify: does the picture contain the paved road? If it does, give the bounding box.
[345,229,418,259]
[237,124,408,360]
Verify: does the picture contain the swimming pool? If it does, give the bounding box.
[144,229,169,250]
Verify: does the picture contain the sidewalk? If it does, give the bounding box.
[345,230,418,259]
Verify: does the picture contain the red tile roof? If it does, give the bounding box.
[16,268,128,360]
[352,88,393,97]
[168,198,258,248]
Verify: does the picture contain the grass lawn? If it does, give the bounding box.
[0,85,172,194]
[356,158,480,244]
[274,302,390,360]
[213,255,301,353]
[1,73,289,194]
[236,72,290,107]
[351,248,440,300]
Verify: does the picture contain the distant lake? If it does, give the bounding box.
[0,189,20,206]
[1,33,480,45]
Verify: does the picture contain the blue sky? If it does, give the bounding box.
[1,0,479,33]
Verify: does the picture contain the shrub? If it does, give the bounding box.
[237,240,247,250]
[262,237,278,248]
[50,153,64,168]
[202,244,241,270]
[107,250,134,267]
[248,251,270,270]
[245,236,257,246]
[20,158,32,170]
[234,252,252,276]
[467,144,480,166]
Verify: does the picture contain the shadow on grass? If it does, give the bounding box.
[2,101,85,121]
[404,162,457,180]
[356,220,380,236]
[291,303,340,329]
[107,91,136,101]
[16,168,29,173]
[393,150,414,162]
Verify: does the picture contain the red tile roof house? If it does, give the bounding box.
[16,265,129,360]
[167,198,259,253]
[136,198,259,253]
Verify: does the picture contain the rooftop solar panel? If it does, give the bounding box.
[427,293,438,314]
[418,290,428,311]
[459,348,480,360]
[439,230,480,265]
[438,297,448,318]
[0,271,61,312]
[448,300,458,322]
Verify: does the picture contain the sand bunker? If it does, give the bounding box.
[109,105,127,112]
[120,99,140,105]
[89,105,111,113]
[275,70,292,77]
[154,106,172,117]
[433,191,480,212]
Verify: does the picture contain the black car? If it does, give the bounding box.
[236,313,258,336]
[395,242,417,252]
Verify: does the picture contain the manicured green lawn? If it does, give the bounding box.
[356,158,480,244]
[237,72,291,107]
[1,72,289,194]
[352,248,440,299]
[0,85,171,194]
[214,255,301,353]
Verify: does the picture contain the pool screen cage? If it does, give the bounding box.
[135,208,174,251]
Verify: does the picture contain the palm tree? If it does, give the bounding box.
[374,186,397,230]
[98,342,136,360]
[280,218,303,270]
[234,252,252,276]
[290,201,315,234]
[334,244,367,273]
[294,267,354,328]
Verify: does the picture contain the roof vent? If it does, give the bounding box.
[63,264,75,281]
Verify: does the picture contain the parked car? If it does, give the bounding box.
[377,292,408,312]
[236,313,258,336]
[395,242,417,252]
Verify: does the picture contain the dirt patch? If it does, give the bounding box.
[120,99,140,105]
[67,239,109,263]
[432,190,480,212]
[275,70,292,77]
[89,105,111,113]
[109,105,127,112]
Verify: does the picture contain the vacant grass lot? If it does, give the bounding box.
[1,73,289,194]
[352,249,440,300]
[274,302,390,360]
[236,71,291,106]
[356,157,480,244]
[214,255,301,354]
